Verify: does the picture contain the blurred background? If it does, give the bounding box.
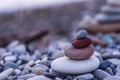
[0,0,119,50]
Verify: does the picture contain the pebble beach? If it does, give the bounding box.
[0,30,119,80]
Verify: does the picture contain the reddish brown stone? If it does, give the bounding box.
[72,37,92,49]
[64,45,94,60]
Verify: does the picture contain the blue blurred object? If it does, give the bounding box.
[102,35,113,43]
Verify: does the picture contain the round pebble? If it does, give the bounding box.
[27,75,51,80]
[4,55,17,62]
[51,56,100,74]
[4,62,17,69]
[72,37,92,49]
[18,74,37,80]
[75,30,88,39]
[93,69,111,80]
[108,58,120,65]
[75,73,94,80]
[104,76,120,80]
[64,45,94,60]
[99,60,112,70]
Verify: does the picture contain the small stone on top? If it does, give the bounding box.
[75,30,87,39]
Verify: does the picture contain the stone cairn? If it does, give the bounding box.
[95,0,120,23]
[51,30,100,74]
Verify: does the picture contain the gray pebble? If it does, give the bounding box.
[108,58,120,65]
[49,69,60,77]
[64,76,73,80]
[15,69,21,75]
[55,77,62,80]
[43,72,57,79]
[110,64,116,74]
[18,74,37,80]
[96,56,103,62]
[75,30,87,39]
[93,69,111,80]
[21,69,29,75]
[0,68,14,80]
[115,65,120,76]
[4,62,17,69]
[9,44,26,55]
[100,60,112,70]
[0,48,6,54]
[32,66,46,75]
[104,76,120,80]
[4,55,17,62]
[27,75,51,80]
[105,67,114,75]
[76,73,94,80]
[6,40,20,50]
[32,64,49,71]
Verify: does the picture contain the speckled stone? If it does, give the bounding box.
[72,37,92,48]
[64,45,94,60]
[51,56,100,74]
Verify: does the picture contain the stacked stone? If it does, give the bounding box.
[51,30,100,74]
[95,0,120,23]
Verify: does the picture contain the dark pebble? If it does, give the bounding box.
[0,64,4,72]
[43,72,57,79]
[99,60,112,70]
[64,76,73,80]
[4,62,17,69]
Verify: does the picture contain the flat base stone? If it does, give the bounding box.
[51,56,100,74]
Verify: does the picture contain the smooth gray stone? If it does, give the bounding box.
[75,30,87,39]
[101,5,120,14]
[4,55,17,62]
[1,52,12,58]
[105,67,114,75]
[64,76,73,80]
[0,48,6,54]
[27,75,51,80]
[104,76,120,80]
[9,44,26,55]
[55,77,62,80]
[110,64,116,74]
[14,69,21,75]
[21,70,29,75]
[99,60,112,70]
[108,58,120,65]
[6,40,20,50]
[4,62,17,69]
[51,56,100,74]
[76,73,94,80]
[18,74,37,80]
[49,69,60,77]
[93,69,111,80]
[115,65,120,76]
[0,68,14,80]
[95,13,120,23]
[116,69,120,76]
